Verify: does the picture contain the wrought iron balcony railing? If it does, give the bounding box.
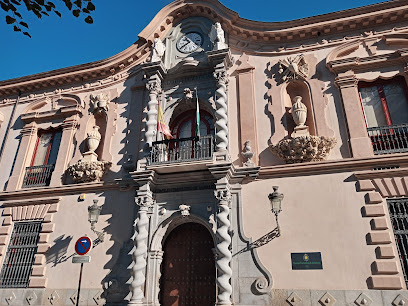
[22,164,55,188]
[367,124,408,155]
[149,135,214,165]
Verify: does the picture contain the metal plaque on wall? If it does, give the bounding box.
[291,252,322,270]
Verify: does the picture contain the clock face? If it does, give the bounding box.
[176,32,203,53]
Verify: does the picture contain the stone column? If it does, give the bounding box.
[214,70,230,152]
[6,122,38,191]
[129,186,154,305]
[50,115,79,186]
[335,74,374,158]
[141,62,166,150]
[214,185,233,305]
[207,49,233,153]
[145,80,161,147]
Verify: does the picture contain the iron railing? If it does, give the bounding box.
[387,198,408,287]
[367,124,408,155]
[22,164,55,188]
[0,221,42,288]
[149,135,214,165]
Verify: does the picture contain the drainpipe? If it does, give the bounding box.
[0,90,22,165]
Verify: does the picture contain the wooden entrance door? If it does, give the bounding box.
[160,222,216,306]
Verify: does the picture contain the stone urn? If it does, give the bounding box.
[87,126,101,153]
[291,96,307,127]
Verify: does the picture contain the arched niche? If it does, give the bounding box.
[283,80,316,137]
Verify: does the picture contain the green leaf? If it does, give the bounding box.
[32,9,42,18]
[46,1,55,8]
[13,25,21,31]
[23,31,31,38]
[81,7,88,13]
[10,0,20,5]
[14,11,21,17]
[86,1,94,11]
[34,0,44,5]
[72,8,79,17]
[6,15,16,24]
[19,20,28,28]
[45,4,51,11]
[41,10,48,16]
[73,0,81,8]
[84,15,92,24]
[53,9,61,17]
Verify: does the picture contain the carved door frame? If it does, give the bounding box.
[146,214,216,305]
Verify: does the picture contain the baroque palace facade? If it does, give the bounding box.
[0,0,408,305]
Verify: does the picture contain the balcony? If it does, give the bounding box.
[22,164,55,188]
[367,124,408,155]
[149,135,214,165]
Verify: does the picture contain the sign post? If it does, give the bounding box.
[73,236,92,306]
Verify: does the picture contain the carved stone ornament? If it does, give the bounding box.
[252,277,269,294]
[213,70,229,85]
[270,135,337,164]
[151,38,166,62]
[136,196,154,208]
[179,204,191,216]
[184,88,193,101]
[278,54,308,82]
[66,160,112,183]
[215,188,232,203]
[146,81,161,94]
[241,140,254,167]
[90,93,110,114]
[209,22,228,50]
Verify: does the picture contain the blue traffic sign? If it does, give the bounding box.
[75,236,92,256]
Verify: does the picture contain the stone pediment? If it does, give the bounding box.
[21,95,83,123]
[327,33,408,73]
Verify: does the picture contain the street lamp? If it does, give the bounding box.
[88,199,104,242]
[268,186,284,236]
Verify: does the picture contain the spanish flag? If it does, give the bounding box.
[157,102,173,139]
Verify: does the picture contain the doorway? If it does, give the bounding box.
[160,222,216,306]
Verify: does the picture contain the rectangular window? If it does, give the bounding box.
[359,77,408,128]
[387,198,408,287]
[22,130,62,188]
[0,221,42,288]
[359,77,408,154]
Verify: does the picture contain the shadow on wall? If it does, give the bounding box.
[232,227,279,257]
[45,235,74,267]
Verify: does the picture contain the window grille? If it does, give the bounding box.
[0,221,42,288]
[387,198,408,286]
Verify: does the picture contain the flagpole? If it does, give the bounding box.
[194,87,200,139]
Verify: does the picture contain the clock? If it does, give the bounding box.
[176,32,203,53]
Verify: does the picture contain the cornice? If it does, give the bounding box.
[1,0,407,97]
[0,181,119,201]
[258,153,408,179]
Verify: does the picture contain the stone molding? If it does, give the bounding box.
[259,153,408,179]
[354,174,405,290]
[0,197,60,288]
[0,0,407,97]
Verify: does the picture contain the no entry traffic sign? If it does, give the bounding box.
[75,236,92,256]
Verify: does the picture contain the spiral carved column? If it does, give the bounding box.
[129,195,153,305]
[215,188,233,305]
[214,70,229,152]
[145,81,160,147]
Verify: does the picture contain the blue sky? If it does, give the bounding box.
[0,0,386,81]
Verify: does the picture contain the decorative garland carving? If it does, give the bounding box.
[66,160,112,183]
[270,135,337,164]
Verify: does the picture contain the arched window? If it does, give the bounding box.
[171,110,214,139]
